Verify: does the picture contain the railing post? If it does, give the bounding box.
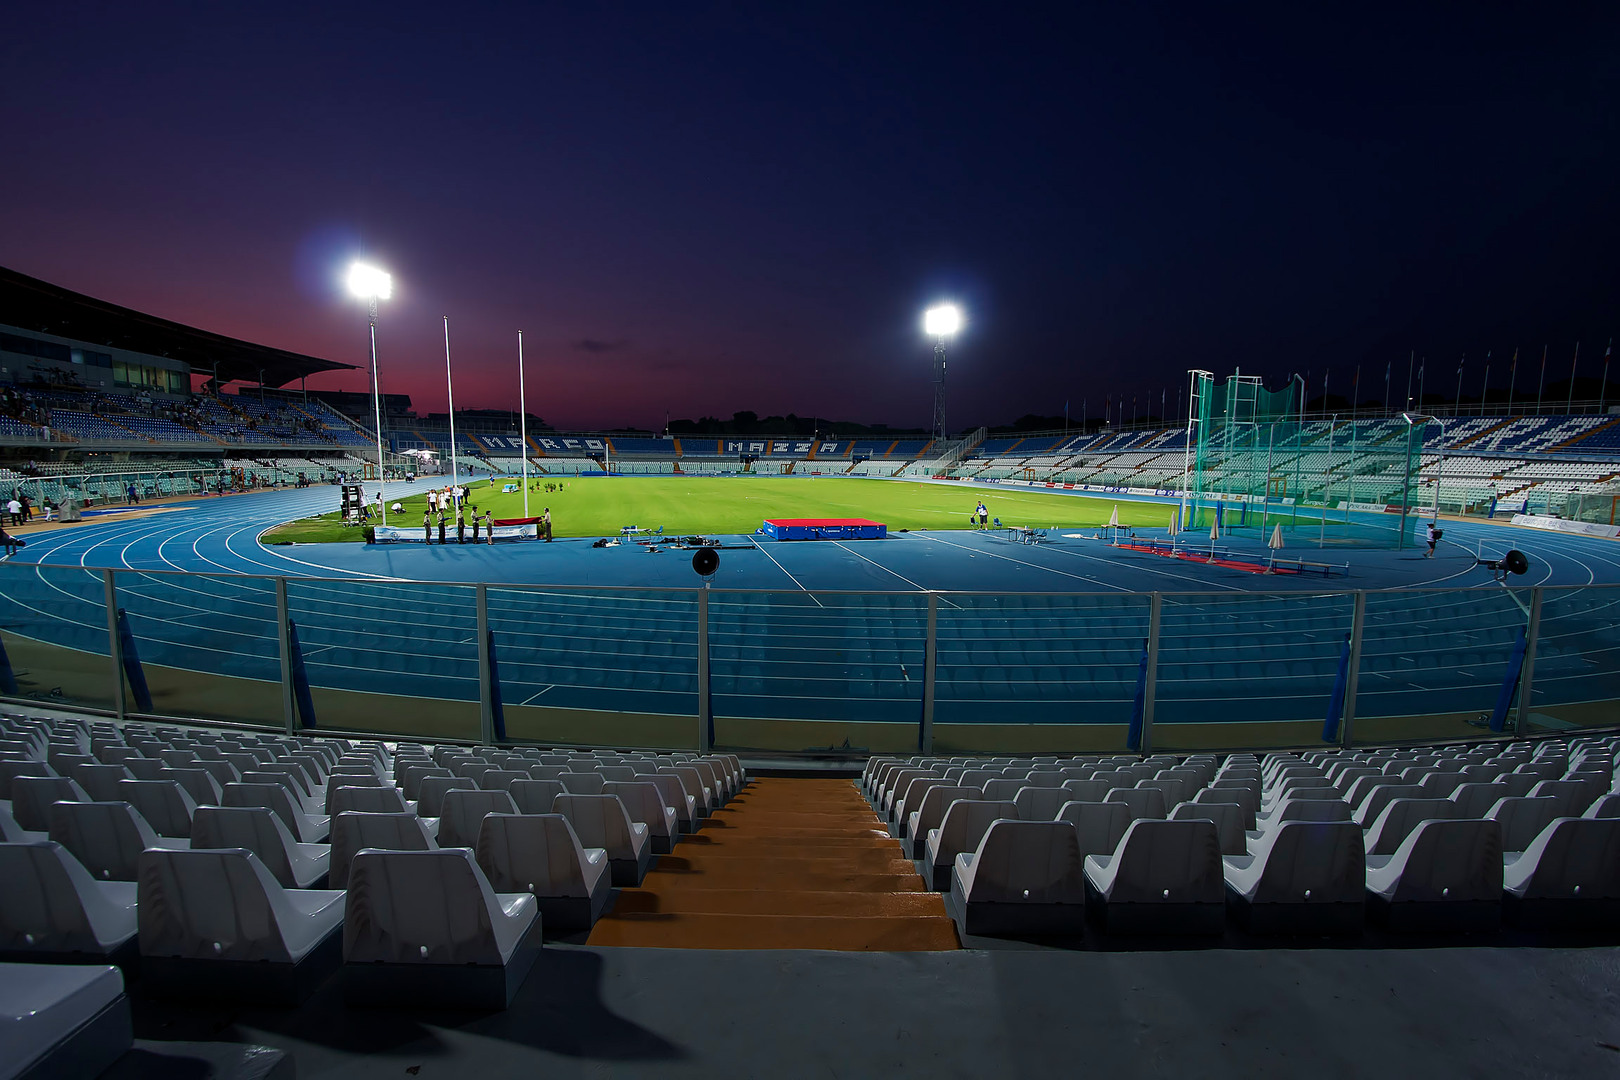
[476,583,495,745]
[275,577,295,734]
[697,588,712,752]
[1340,590,1367,747]
[921,593,938,753]
[103,569,125,720]
[1140,592,1162,754]
[1515,587,1543,738]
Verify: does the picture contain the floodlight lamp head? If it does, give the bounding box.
[347,262,393,301]
[923,304,962,338]
[1400,411,1436,426]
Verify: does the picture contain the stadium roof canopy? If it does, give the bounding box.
[0,265,356,387]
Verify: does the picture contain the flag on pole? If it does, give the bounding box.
[1268,523,1283,549]
[1107,505,1119,527]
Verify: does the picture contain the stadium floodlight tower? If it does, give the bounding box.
[347,261,393,525]
[924,303,962,442]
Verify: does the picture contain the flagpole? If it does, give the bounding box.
[1600,339,1612,416]
[1566,342,1580,414]
[1507,347,1518,415]
[1418,358,1425,410]
[1537,345,1547,415]
[1384,359,1391,417]
[1480,353,1490,416]
[1454,354,1465,415]
[1404,350,1414,411]
[518,330,530,518]
[443,317,459,496]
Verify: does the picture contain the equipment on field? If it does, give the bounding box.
[692,547,719,580]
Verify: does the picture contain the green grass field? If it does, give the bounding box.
[261,476,1174,543]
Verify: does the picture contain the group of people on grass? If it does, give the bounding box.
[424,504,494,545]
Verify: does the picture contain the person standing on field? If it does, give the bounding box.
[542,507,552,542]
[423,510,432,544]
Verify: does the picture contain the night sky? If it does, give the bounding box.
[3,5,1617,431]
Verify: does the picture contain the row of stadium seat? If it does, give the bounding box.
[864,737,1620,937]
[0,710,744,1010]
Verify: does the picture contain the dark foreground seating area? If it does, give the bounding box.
[3,702,1619,1077]
[865,740,1620,939]
[0,706,743,1046]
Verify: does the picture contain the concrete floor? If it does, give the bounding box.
[128,943,1620,1079]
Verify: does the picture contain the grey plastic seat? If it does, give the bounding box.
[116,779,197,839]
[893,777,952,836]
[474,770,530,794]
[327,784,411,817]
[474,813,611,931]
[137,847,345,1004]
[0,762,56,798]
[1365,818,1503,932]
[1104,786,1167,822]
[1083,819,1225,935]
[1137,777,1191,808]
[329,811,437,890]
[1449,782,1510,820]
[175,764,233,804]
[342,847,540,1010]
[67,764,133,803]
[1502,816,1620,928]
[1013,786,1071,822]
[1363,798,1458,858]
[922,800,1018,891]
[905,786,979,861]
[47,800,187,882]
[1487,796,1565,853]
[0,805,44,843]
[1583,794,1620,819]
[222,782,329,844]
[399,765,453,801]
[950,820,1086,937]
[1353,784,1427,827]
[638,772,698,833]
[554,794,652,886]
[981,779,1030,802]
[658,766,713,815]
[438,789,520,849]
[191,806,331,890]
[1169,800,1246,856]
[1528,779,1603,818]
[0,960,132,1080]
[1222,821,1365,934]
[0,841,139,961]
[559,772,607,796]
[416,776,479,818]
[604,781,679,855]
[1055,801,1134,858]
[10,775,90,833]
[509,779,569,816]
[1192,787,1257,830]
[1059,779,1111,804]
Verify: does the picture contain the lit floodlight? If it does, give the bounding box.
[924,304,961,337]
[347,262,393,301]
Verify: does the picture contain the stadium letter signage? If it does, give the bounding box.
[536,437,606,452]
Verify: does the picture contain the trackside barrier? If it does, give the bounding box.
[0,566,1614,754]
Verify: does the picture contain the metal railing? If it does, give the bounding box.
[2,561,1615,754]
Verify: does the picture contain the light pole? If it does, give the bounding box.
[347,262,392,525]
[924,304,961,443]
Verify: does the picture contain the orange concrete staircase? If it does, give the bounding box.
[587,777,959,951]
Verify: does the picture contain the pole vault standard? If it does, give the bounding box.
[518,330,530,518]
